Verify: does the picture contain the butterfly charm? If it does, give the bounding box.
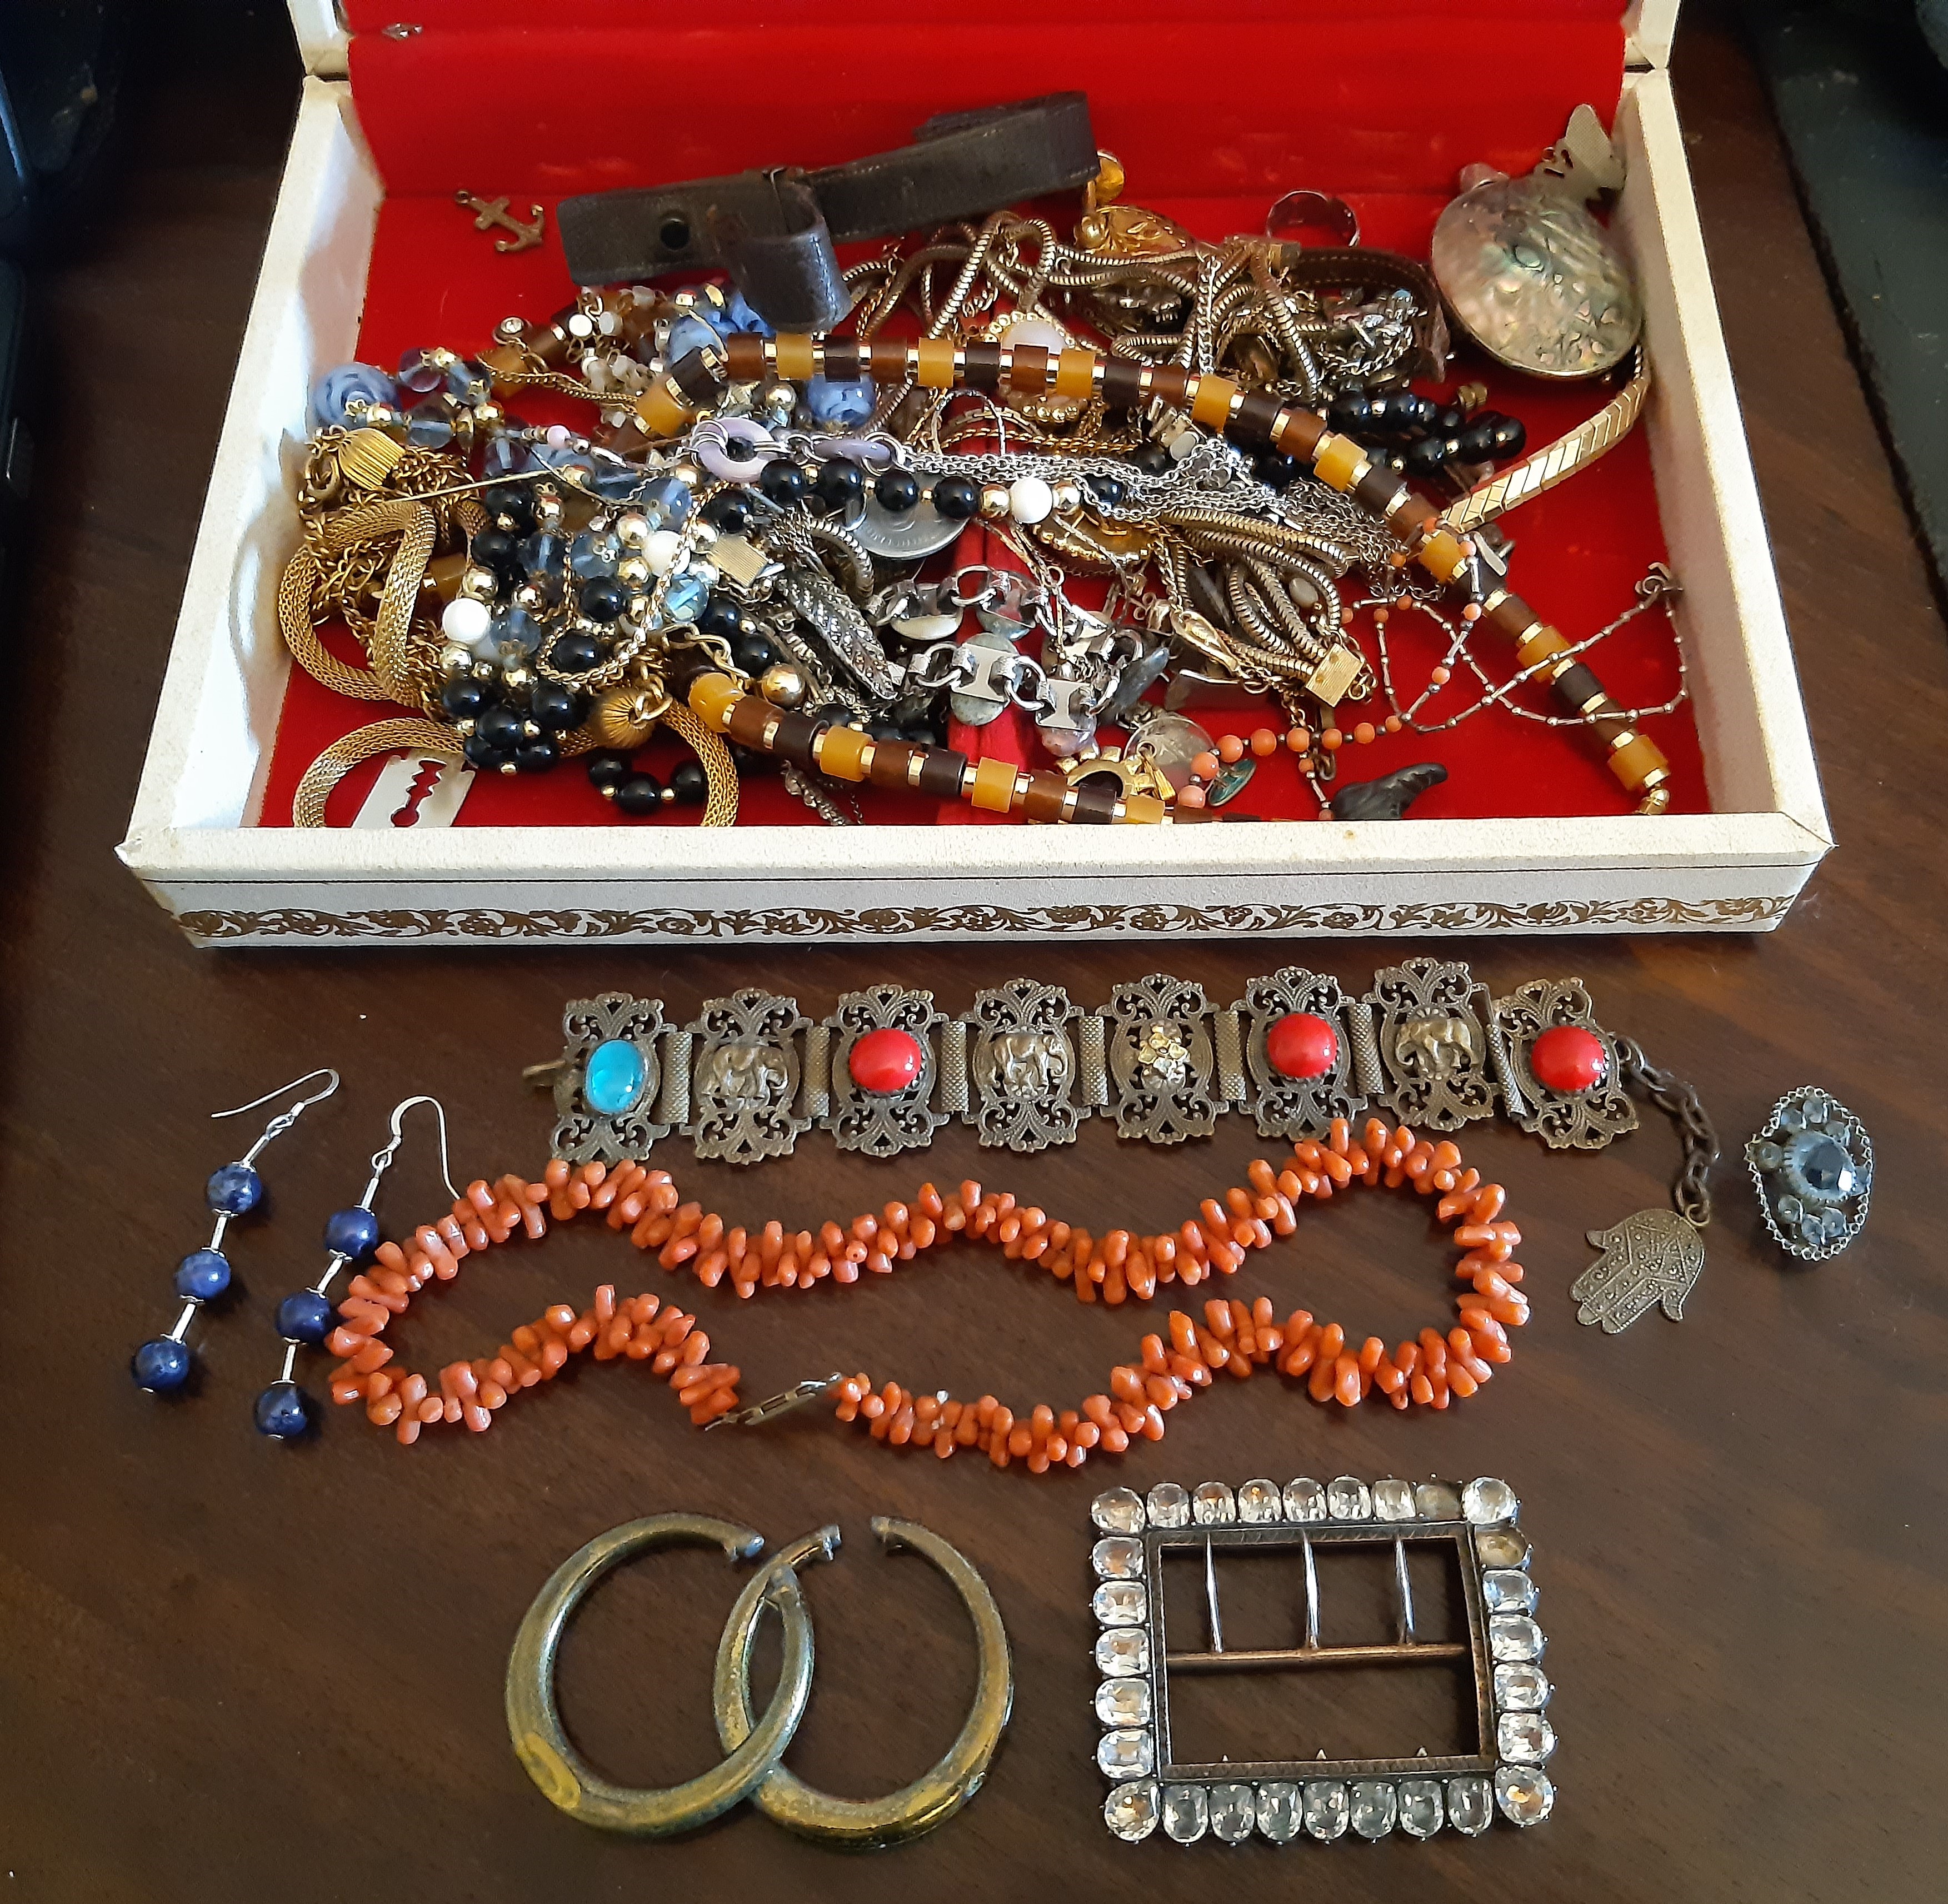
[1574,1209,1705,1333]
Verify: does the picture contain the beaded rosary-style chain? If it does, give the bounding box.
[1364,565,1685,736]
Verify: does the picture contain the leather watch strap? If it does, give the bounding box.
[557,93,1098,332]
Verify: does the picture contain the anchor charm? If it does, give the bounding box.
[453,188,546,255]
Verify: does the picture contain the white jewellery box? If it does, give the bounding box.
[119,0,1830,946]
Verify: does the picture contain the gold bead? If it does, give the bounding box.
[334,426,404,490]
[759,662,808,709]
[979,484,1011,521]
[592,685,666,749]
[1051,481,1083,516]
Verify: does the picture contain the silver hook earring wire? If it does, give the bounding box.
[267,1096,458,1395]
[360,1094,460,1208]
[211,1068,342,1165]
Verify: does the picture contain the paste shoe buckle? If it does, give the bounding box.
[506,1512,1012,1845]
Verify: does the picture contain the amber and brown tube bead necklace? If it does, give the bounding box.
[317,1115,1527,1471]
[599,330,1670,809]
[685,670,1207,825]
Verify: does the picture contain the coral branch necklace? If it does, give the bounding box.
[314,1115,1526,1477]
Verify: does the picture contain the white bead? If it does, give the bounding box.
[1007,476,1054,524]
[1000,316,1068,356]
[441,596,491,644]
[644,530,684,575]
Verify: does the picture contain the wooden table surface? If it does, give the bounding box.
[4,8,1942,1900]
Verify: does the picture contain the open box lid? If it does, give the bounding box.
[289,0,348,79]
[1625,0,1682,68]
[285,2,1686,96]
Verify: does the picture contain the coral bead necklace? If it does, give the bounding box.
[319,1116,1526,1474]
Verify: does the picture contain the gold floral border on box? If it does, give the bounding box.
[174,895,1791,943]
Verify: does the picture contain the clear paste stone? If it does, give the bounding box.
[1095,1628,1148,1676]
[1093,1580,1146,1626]
[1463,1477,1520,1524]
[1092,1487,1146,1534]
[1162,1783,1209,1843]
[1416,1480,1463,1519]
[1490,1614,1546,1663]
[1495,1765,1555,1826]
[1476,1526,1531,1568]
[1091,1536,1144,1579]
[1350,1781,1398,1839]
[1210,1783,1256,1843]
[1098,1728,1155,1778]
[1327,1477,1373,1520]
[1482,1568,1538,1614]
[1192,1482,1237,1525]
[1256,1781,1301,1842]
[1096,1678,1151,1727]
[1284,1478,1327,1521]
[1146,1481,1191,1528]
[1446,1773,1495,1835]
[1494,1662,1552,1711]
[1398,1777,1445,1838]
[1373,1478,1417,1521]
[1237,1478,1283,1523]
[1497,1711,1557,1763]
[1303,1780,1350,1841]
[1104,1778,1160,1842]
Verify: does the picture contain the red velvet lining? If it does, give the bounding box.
[259,9,1704,829]
[346,11,1624,202]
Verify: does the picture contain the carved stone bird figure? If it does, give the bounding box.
[1329,762,1447,820]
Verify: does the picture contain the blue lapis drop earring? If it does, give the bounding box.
[254,1094,458,1439]
[131,1069,342,1394]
